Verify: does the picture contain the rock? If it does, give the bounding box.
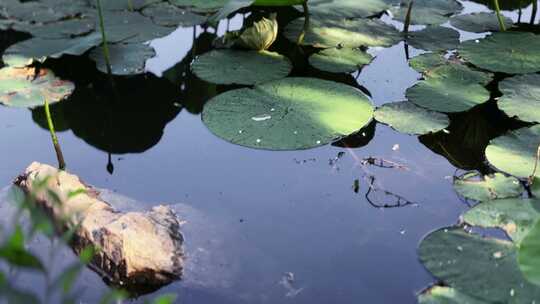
[14,162,184,290]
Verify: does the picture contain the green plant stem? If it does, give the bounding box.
[95,0,112,75]
[297,0,309,45]
[44,100,66,170]
[403,0,414,35]
[531,0,538,25]
[493,0,506,31]
[529,144,540,186]
[127,0,134,11]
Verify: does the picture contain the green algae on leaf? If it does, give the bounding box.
[374,101,449,135]
[498,74,540,124]
[459,32,540,74]
[191,50,292,85]
[308,47,373,74]
[202,77,374,150]
[0,67,74,108]
[406,63,492,113]
[485,125,540,179]
[454,172,524,202]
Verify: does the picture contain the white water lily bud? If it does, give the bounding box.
[238,14,278,51]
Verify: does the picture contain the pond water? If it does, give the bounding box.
[0,1,537,303]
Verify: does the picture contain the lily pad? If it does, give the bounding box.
[408,52,446,72]
[391,0,463,25]
[498,74,540,123]
[450,12,513,33]
[92,0,161,11]
[142,3,207,27]
[405,26,460,52]
[454,172,524,202]
[418,286,486,304]
[419,227,540,303]
[308,0,398,19]
[308,47,373,74]
[202,77,374,150]
[284,16,401,48]
[13,17,95,39]
[1,0,89,24]
[191,50,292,85]
[2,33,102,67]
[0,67,74,108]
[518,220,540,286]
[463,198,540,243]
[406,63,492,113]
[102,11,174,43]
[374,101,449,135]
[459,32,540,74]
[90,43,155,76]
[485,125,540,179]
[169,0,228,13]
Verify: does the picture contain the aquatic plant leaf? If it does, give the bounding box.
[90,43,155,76]
[284,16,401,48]
[202,77,374,150]
[498,74,540,124]
[92,0,161,11]
[308,0,398,19]
[2,33,102,67]
[0,67,74,108]
[418,286,486,304]
[308,47,373,74]
[406,63,491,113]
[142,2,207,27]
[237,16,278,51]
[192,50,292,85]
[170,0,229,13]
[374,101,449,135]
[102,11,175,43]
[485,125,540,179]
[459,32,540,74]
[1,0,89,24]
[419,227,540,302]
[454,172,524,202]
[463,198,540,243]
[450,12,513,33]
[408,52,446,72]
[13,17,95,39]
[0,226,44,271]
[467,0,534,11]
[391,0,463,25]
[405,26,460,52]
[519,220,540,286]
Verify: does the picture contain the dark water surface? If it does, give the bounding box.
[0,2,536,303]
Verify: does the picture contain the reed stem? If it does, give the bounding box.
[96,0,113,75]
[493,0,506,31]
[403,0,414,35]
[44,100,66,170]
[297,0,310,45]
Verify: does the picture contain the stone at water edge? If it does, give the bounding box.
[14,162,184,289]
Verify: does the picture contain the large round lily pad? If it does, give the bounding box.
[202,77,374,150]
[518,220,540,286]
[308,0,397,19]
[498,74,540,123]
[90,43,155,76]
[459,32,540,74]
[308,47,373,74]
[454,172,523,202]
[102,11,175,44]
[406,63,492,113]
[374,101,449,135]
[284,17,401,48]
[391,0,463,25]
[405,26,460,52]
[419,228,540,303]
[0,67,74,108]
[450,12,513,33]
[191,50,292,85]
[485,125,540,179]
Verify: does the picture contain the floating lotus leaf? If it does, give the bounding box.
[13,17,95,39]
[498,74,540,123]
[284,17,401,48]
[191,50,292,85]
[450,12,513,33]
[202,77,374,150]
[467,0,534,11]
[459,32,540,74]
[308,0,398,19]
[454,172,524,202]
[418,286,485,304]
[486,125,540,179]
[142,3,207,27]
[92,0,161,11]
[1,0,89,24]
[308,47,373,74]
[391,0,463,25]
[408,52,446,72]
[2,33,102,67]
[237,15,278,51]
[419,228,540,303]
[102,11,174,43]
[169,0,228,12]
[463,198,540,243]
[0,67,74,108]
[374,101,449,135]
[406,63,492,113]
[90,43,155,76]
[519,220,540,286]
[405,26,460,52]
